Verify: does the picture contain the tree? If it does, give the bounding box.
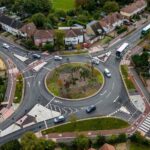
[0,140,21,150]
[72,135,90,150]
[94,135,106,148]
[103,1,119,13]
[20,132,44,150]
[39,138,56,150]
[32,13,46,28]
[54,30,65,50]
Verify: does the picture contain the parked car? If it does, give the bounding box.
[104,68,111,78]
[86,105,96,113]
[32,54,41,59]
[54,55,62,61]
[53,115,65,124]
[91,57,100,65]
[2,43,10,49]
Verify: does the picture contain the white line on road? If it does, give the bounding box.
[43,67,51,71]
[45,97,55,108]
[100,90,107,96]
[113,96,119,103]
[111,82,115,91]
[106,92,111,98]
[38,81,41,85]
[24,75,35,79]
[27,82,30,87]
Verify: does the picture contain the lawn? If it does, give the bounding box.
[130,142,150,150]
[52,0,75,11]
[13,74,23,103]
[42,117,129,135]
[99,36,112,45]
[121,65,136,91]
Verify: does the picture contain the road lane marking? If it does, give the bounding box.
[27,82,30,87]
[43,67,51,71]
[45,97,55,108]
[38,81,41,85]
[106,92,111,98]
[24,75,35,79]
[113,96,119,103]
[100,90,107,95]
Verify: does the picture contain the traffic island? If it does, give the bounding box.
[45,63,104,100]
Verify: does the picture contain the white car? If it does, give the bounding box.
[53,115,65,124]
[2,43,10,49]
[54,55,62,61]
[91,57,100,65]
[104,68,111,78]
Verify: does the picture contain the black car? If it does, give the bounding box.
[86,105,96,113]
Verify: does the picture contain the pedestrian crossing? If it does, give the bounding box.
[138,114,150,135]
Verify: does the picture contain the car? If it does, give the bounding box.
[104,68,111,78]
[53,115,65,124]
[54,55,62,61]
[91,57,100,65]
[86,105,96,113]
[2,43,10,49]
[32,54,41,59]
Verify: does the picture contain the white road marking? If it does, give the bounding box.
[43,67,51,71]
[111,82,115,90]
[24,75,35,79]
[113,96,119,103]
[100,90,107,95]
[106,92,111,98]
[27,82,30,87]
[38,81,41,85]
[45,97,55,108]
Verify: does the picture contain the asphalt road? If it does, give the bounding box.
[0,21,149,144]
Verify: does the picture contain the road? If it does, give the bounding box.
[0,21,149,144]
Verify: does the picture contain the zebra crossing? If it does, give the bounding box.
[138,114,150,135]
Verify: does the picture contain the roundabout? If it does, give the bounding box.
[45,62,104,100]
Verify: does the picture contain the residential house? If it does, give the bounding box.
[120,0,147,18]
[99,143,115,150]
[99,12,124,33]
[0,14,22,36]
[20,22,37,38]
[86,20,103,37]
[33,30,54,46]
[59,27,84,46]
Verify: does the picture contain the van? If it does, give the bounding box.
[104,68,111,78]
[32,54,41,59]
[91,57,100,65]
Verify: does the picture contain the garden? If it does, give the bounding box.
[46,63,104,99]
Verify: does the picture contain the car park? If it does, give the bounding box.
[32,54,41,59]
[86,105,96,113]
[91,57,100,65]
[53,115,65,124]
[104,68,111,78]
[54,55,62,61]
[2,43,10,49]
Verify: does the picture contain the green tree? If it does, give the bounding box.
[94,135,106,148]
[0,140,21,150]
[103,1,119,13]
[20,132,44,150]
[32,13,46,28]
[54,30,65,50]
[72,135,90,150]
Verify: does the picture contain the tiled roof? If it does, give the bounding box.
[121,0,146,14]
[99,12,123,28]
[63,28,83,38]
[20,22,37,37]
[90,21,103,35]
[99,143,115,150]
[34,30,53,39]
[0,14,22,29]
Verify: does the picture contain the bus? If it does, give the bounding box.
[141,24,150,36]
[116,43,129,59]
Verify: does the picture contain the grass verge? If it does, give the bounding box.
[42,117,129,135]
[120,65,136,91]
[130,142,150,150]
[13,74,23,103]
[60,50,88,56]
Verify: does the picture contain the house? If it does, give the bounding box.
[20,22,37,38]
[120,0,147,18]
[86,20,104,37]
[0,14,23,36]
[33,30,54,46]
[99,143,115,150]
[99,12,124,33]
[59,27,84,46]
